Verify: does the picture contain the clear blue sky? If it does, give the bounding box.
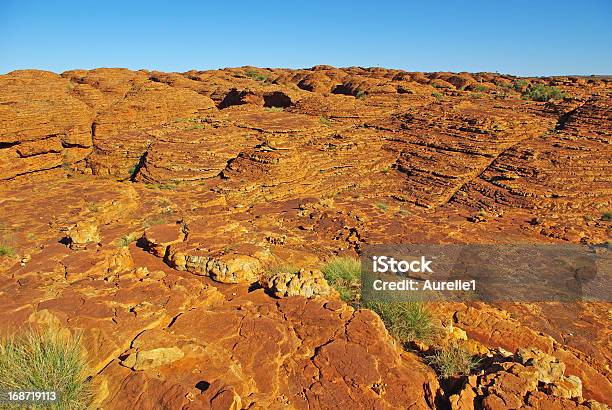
[1,0,610,76]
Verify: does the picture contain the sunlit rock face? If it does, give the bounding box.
[0,67,610,408]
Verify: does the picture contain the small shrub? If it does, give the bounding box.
[601,211,612,221]
[474,84,487,92]
[0,328,92,409]
[244,69,268,82]
[264,107,284,112]
[87,202,99,212]
[428,344,480,378]
[117,233,138,248]
[322,257,361,302]
[376,202,388,211]
[432,92,442,101]
[522,84,566,102]
[513,79,529,92]
[355,90,367,99]
[365,301,439,344]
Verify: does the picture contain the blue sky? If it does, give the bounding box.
[1,0,610,76]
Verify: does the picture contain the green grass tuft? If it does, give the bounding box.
[0,328,92,409]
[0,225,16,258]
[0,245,14,257]
[128,163,140,179]
[428,344,480,378]
[376,202,389,211]
[116,233,139,248]
[432,91,442,100]
[322,257,362,302]
[601,211,612,221]
[364,301,440,344]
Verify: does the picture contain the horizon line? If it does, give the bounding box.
[2,65,611,79]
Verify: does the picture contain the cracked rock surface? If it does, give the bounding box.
[0,66,610,408]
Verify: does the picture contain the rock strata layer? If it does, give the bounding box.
[0,67,610,408]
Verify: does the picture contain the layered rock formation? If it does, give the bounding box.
[0,66,610,409]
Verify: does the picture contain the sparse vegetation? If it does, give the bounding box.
[143,211,173,228]
[186,124,204,130]
[0,225,16,258]
[264,107,284,112]
[376,202,389,211]
[128,162,141,179]
[0,245,14,257]
[117,233,139,247]
[474,84,487,92]
[145,182,178,190]
[174,116,201,124]
[0,328,92,409]
[322,257,361,302]
[364,301,439,344]
[512,79,529,92]
[319,116,332,127]
[602,211,612,221]
[522,84,566,102]
[355,90,367,99]
[428,344,480,378]
[432,91,442,101]
[87,202,99,212]
[244,69,269,82]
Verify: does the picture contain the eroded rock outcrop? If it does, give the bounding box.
[0,67,610,409]
[261,268,335,298]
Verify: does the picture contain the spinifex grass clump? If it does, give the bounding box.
[428,343,480,378]
[0,245,14,257]
[322,257,362,303]
[0,329,92,409]
[364,301,439,345]
[0,225,16,258]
